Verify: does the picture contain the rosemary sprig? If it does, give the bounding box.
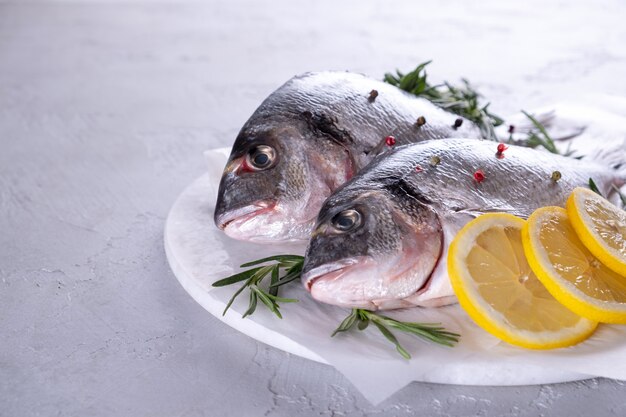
[384,61,504,140]
[212,255,303,318]
[332,308,460,359]
[521,110,559,154]
[519,110,583,157]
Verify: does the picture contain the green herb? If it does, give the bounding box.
[588,177,602,196]
[589,179,626,209]
[519,110,584,157]
[521,110,559,154]
[212,255,303,318]
[332,308,460,359]
[383,61,584,156]
[384,61,504,140]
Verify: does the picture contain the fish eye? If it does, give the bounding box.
[331,209,362,232]
[246,145,276,170]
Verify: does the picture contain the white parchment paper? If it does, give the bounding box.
[164,98,626,404]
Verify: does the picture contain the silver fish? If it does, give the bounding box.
[214,71,482,242]
[301,139,626,310]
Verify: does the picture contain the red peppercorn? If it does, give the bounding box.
[496,143,508,159]
[385,135,396,146]
[415,165,423,173]
[473,169,486,183]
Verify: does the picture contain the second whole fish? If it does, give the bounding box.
[301,139,626,310]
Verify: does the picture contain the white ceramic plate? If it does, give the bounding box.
[164,170,590,387]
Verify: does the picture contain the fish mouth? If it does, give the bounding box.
[302,257,365,291]
[215,201,276,230]
[302,254,439,309]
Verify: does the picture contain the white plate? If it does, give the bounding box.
[163,172,592,394]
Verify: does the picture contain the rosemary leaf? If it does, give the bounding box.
[371,312,459,346]
[263,292,298,303]
[370,320,411,360]
[240,254,304,268]
[270,263,303,288]
[242,290,258,318]
[269,264,279,297]
[357,318,369,331]
[222,276,255,316]
[251,285,282,318]
[331,309,359,337]
[589,178,602,196]
[212,266,264,287]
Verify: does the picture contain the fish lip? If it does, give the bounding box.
[215,201,275,230]
[302,258,361,291]
[303,253,440,306]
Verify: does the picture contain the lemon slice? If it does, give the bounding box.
[567,187,626,277]
[524,206,626,323]
[448,213,596,349]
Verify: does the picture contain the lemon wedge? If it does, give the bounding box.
[524,206,626,323]
[567,187,626,277]
[448,213,596,349]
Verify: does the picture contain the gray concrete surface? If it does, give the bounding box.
[2,1,626,416]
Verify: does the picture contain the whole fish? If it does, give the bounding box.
[214,71,483,242]
[301,139,626,310]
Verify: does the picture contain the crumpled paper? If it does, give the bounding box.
[164,98,626,404]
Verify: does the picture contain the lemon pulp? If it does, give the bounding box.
[567,187,626,277]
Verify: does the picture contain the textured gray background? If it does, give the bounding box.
[2,1,626,416]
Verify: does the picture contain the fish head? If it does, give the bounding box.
[301,184,443,309]
[214,119,354,242]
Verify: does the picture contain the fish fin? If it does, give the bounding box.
[585,137,626,190]
[453,207,530,220]
[404,295,457,308]
[445,194,531,219]
[496,108,586,144]
[585,136,626,170]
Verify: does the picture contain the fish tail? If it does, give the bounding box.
[586,138,626,200]
[588,137,626,174]
[616,151,626,191]
[496,108,586,144]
